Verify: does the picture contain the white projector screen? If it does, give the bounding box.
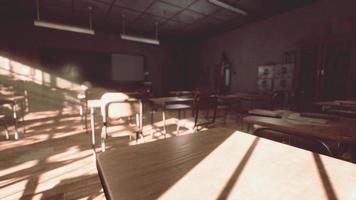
[111,53,144,81]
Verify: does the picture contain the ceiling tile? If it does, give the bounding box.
[40,4,72,20]
[6,0,317,40]
[130,13,166,32]
[114,0,155,12]
[188,0,219,15]
[159,20,188,33]
[41,0,72,8]
[172,10,204,24]
[212,9,239,21]
[222,0,239,4]
[96,0,115,4]
[109,7,141,22]
[159,0,197,8]
[74,0,110,15]
[199,16,223,26]
[146,1,181,19]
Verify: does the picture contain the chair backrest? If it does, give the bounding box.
[100,92,140,120]
[193,93,218,126]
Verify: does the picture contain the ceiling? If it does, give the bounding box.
[1,0,316,42]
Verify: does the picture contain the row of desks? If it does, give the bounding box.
[86,93,271,150]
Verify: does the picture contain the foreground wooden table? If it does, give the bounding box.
[97,128,356,200]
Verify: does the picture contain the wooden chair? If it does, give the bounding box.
[100,93,143,152]
[165,90,195,119]
[0,114,9,140]
[176,93,217,134]
[271,90,286,109]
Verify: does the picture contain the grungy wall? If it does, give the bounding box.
[189,0,356,96]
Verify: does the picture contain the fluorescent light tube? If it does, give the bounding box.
[34,20,95,35]
[208,0,247,15]
[120,34,160,45]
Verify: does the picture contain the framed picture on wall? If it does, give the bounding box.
[258,65,274,79]
[273,78,292,91]
[258,78,273,92]
[274,64,294,78]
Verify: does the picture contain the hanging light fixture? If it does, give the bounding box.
[208,0,247,16]
[120,16,160,45]
[34,0,95,35]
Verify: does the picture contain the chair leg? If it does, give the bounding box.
[79,105,84,122]
[13,104,19,140]
[135,131,144,144]
[101,125,107,152]
[178,110,181,119]
[3,125,9,140]
[223,108,228,123]
[176,123,180,135]
[1,117,9,140]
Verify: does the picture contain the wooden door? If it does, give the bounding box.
[320,41,351,100]
[296,44,321,111]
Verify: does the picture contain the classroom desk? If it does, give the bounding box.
[97,127,356,200]
[168,90,195,97]
[216,93,272,118]
[243,113,356,144]
[217,93,271,101]
[149,97,193,134]
[0,95,26,140]
[316,100,356,112]
[243,112,356,157]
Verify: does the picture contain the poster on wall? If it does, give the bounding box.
[274,64,294,78]
[273,78,292,91]
[258,78,273,92]
[258,65,274,79]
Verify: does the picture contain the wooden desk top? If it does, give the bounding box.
[316,101,356,111]
[97,128,356,200]
[218,93,271,101]
[248,109,285,118]
[244,113,356,144]
[149,96,193,106]
[88,98,139,108]
[168,90,195,96]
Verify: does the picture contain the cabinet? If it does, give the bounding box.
[296,37,352,110]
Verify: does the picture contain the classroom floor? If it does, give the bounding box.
[0,106,241,200]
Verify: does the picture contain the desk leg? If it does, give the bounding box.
[150,106,155,138]
[90,107,96,149]
[21,101,25,135]
[80,105,83,122]
[13,103,19,140]
[162,108,166,135]
[2,118,9,140]
[84,101,89,134]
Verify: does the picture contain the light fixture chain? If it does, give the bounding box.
[36,0,40,20]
